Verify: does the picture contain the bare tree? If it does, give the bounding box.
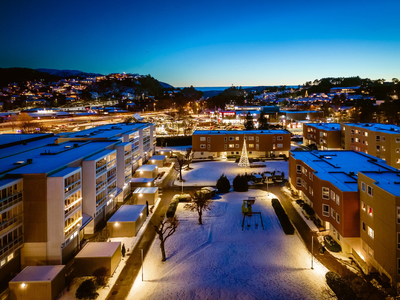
[174,154,187,182]
[184,148,195,170]
[184,191,211,225]
[153,216,179,261]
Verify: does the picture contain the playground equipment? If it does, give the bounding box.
[241,197,264,230]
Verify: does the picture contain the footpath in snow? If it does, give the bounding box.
[127,189,329,300]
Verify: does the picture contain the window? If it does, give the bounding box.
[235,137,239,141]
[302,167,308,175]
[236,152,239,155]
[302,180,307,188]
[398,233,400,249]
[200,137,206,141]
[309,172,313,181]
[351,129,354,135]
[224,137,227,142]
[351,138,354,143]
[224,144,227,150]
[207,137,210,142]
[336,213,340,224]
[296,164,302,174]
[229,144,234,148]
[396,159,400,164]
[249,136,254,141]
[364,132,368,137]
[256,136,259,142]
[207,144,210,150]
[376,135,380,142]
[200,144,206,149]
[229,137,234,141]
[336,194,340,205]
[277,144,283,148]
[368,247,374,258]
[235,144,239,148]
[376,145,380,151]
[322,204,330,217]
[201,152,204,155]
[367,206,373,218]
[331,208,335,218]
[397,207,400,224]
[396,148,400,154]
[249,144,254,148]
[397,138,400,143]
[362,222,366,231]
[277,136,283,140]
[382,136,385,142]
[322,187,329,200]
[361,182,366,192]
[362,240,367,251]
[231,152,234,155]
[367,185,373,196]
[367,226,374,239]
[331,190,335,201]
[296,177,302,187]
[309,186,313,196]
[256,144,259,150]
[361,201,366,212]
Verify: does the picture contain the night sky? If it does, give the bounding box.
[1,0,399,86]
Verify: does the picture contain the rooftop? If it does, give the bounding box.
[108,205,146,222]
[290,150,399,191]
[136,165,158,172]
[133,187,158,194]
[75,242,120,258]
[193,129,290,135]
[344,123,400,134]
[304,123,341,131]
[10,265,65,282]
[149,155,166,161]
[359,171,400,197]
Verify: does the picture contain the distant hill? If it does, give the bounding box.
[159,81,174,89]
[36,68,103,78]
[0,67,61,86]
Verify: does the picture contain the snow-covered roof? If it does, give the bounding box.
[290,150,399,192]
[304,123,341,131]
[137,165,158,172]
[359,171,400,196]
[130,178,154,183]
[344,123,400,134]
[0,133,53,147]
[76,242,120,258]
[133,187,158,194]
[10,266,65,282]
[193,129,290,135]
[108,205,146,222]
[149,155,166,161]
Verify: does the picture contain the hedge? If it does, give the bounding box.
[325,272,358,300]
[166,198,180,218]
[302,203,315,217]
[271,198,295,235]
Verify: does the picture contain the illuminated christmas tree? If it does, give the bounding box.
[238,139,250,168]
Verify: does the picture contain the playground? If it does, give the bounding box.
[127,189,329,300]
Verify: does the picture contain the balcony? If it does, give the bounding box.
[0,235,23,261]
[96,164,107,176]
[0,191,23,212]
[125,174,132,182]
[96,194,107,207]
[64,180,81,198]
[64,198,82,217]
[107,159,116,169]
[64,216,82,236]
[125,151,132,159]
[108,185,117,196]
[0,214,23,235]
[96,180,107,194]
[107,173,117,184]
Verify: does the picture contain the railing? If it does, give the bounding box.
[0,192,23,212]
[125,174,132,182]
[64,180,81,198]
[96,180,107,192]
[96,164,107,175]
[96,195,107,207]
[125,151,132,158]
[107,186,117,196]
[64,199,82,216]
[0,214,23,234]
[0,235,23,261]
[64,216,82,236]
[107,159,116,169]
[107,173,117,183]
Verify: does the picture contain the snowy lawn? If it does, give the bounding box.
[127,190,329,300]
[177,160,289,186]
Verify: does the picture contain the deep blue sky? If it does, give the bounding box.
[1,0,399,87]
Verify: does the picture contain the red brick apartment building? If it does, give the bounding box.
[192,130,291,159]
[303,123,342,150]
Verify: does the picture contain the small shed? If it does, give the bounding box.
[130,177,155,188]
[9,265,66,300]
[201,187,217,198]
[74,242,121,277]
[158,150,172,158]
[107,205,146,237]
[135,164,158,179]
[133,187,159,205]
[148,155,166,167]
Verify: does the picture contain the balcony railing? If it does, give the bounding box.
[64,216,82,236]
[96,180,107,193]
[107,173,117,183]
[96,164,107,175]
[107,186,117,196]
[64,199,82,217]
[96,195,107,207]
[0,191,23,212]
[0,214,23,235]
[107,159,116,169]
[0,235,23,261]
[125,174,132,182]
[64,180,81,198]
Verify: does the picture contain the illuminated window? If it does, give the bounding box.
[249,144,254,148]
[322,204,329,217]
[322,187,329,200]
[361,201,366,212]
[235,137,239,141]
[368,206,373,218]
[229,144,234,148]
[200,137,206,141]
[296,164,302,174]
[367,226,374,239]
[376,135,380,142]
[296,177,302,187]
[200,144,206,149]
[336,195,340,205]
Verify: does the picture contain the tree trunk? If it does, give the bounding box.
[179,168,183,182]
[160,240,166,261]
[198,211,202,225]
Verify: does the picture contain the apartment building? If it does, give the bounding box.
[289,150,400,286]
[0,122,156,284]
[357,171,400,285]
[192,130,291,159]
[342,123,400,169]
[302,123,342,150]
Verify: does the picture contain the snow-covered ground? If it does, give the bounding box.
[127,190,329,300]
[177,160,289,186]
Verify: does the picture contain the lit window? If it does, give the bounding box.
[361,201,366,211]
[249,144,254,148]
[296,164,302,174]
[322,187,329,200]
[331,208,335,218]
[296,177,302,187]
[331,190,335,201]
[322,204,329,217]
[396,159,400,164]
[229,144,234,148]
[367,226,374,239]
[200,144,206,149]
[376,135,380,142]
[367,185,373,196]
[309,186,313,196]
[336,194,340,205]
[235,144,239,148]
[376,145,380,151]
[397,148,400,154]
[368,206,373,218]
[235,137,239,141]
[200,137,206,141]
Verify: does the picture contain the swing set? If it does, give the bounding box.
[241,197,264,230]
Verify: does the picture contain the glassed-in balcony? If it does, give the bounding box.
[0,235,23,261]
[0,214,23,235]
[0,191,22,213]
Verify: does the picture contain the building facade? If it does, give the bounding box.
[302,123,342,150]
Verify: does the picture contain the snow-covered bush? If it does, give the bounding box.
[325,271,357,300]
[75,279,98,299]
[216,174,230,193]
[271,198,294,235]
